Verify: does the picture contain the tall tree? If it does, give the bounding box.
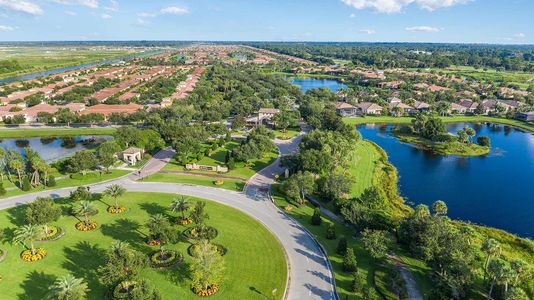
[13,224,41,256]
[104,184,126,210]
[170,196,190,221]
[25,197,62,235]
[190,240,225,293]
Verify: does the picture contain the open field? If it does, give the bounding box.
[344,116,534,132]
[0,127,117,138]
[430,66,534,89]
[0,192,287,299]
[0,47,137,79]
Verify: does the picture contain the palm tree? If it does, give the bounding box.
[104,184,126,209]
[74,201,96,227]
[170,196,190,220]
[48,274,89,300]
[487,258,507,299]
[482,238,501,273]
[9,159,24,186]
[431,200,448,216]
[13,224,41,256]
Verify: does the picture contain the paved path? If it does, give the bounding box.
[0,133,337,300]
[129,147,176,180]
[389,255,424,300]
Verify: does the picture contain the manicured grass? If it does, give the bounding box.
[0,170,130,199]
[163,142,279,180]
[395,133,490,156]
[0,127,116,138]
[347,141,379,198]
[343,116,534,132]
[0,192,287,299]
[141,173,245,191]
[271,185,432,300]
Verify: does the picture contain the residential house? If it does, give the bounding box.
[459,99,479,114]
[516,112,534,122]
[357,102,383,115]
[413,101,431,112]
[335,102,357,117]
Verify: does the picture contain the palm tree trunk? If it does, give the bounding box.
[488,281,495,300]
[30,241,36,256]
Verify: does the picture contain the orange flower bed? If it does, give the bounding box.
[146,239,161,246]
[21,248,47,262]
[193,284,220,297]
[107,206,127,214]
[75,221,98,231]
[177,217,193,225]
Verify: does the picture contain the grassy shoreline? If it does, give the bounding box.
[0,127,117,138]
[344,116,534,133]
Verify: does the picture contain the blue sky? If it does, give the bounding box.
[0,0,532,44]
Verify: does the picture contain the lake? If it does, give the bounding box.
[289,77,347,93]
[0,135,111,162]
[358,122,534,238]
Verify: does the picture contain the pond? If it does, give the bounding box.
[0,135,111,162]
[289,77,347,93]
[358,122,534,238]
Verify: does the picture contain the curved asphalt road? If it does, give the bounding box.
[0,131,336,300]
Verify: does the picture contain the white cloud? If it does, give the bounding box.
[101,13,111,19]
[104,0,118,12]
[134,18,150,26]
[0,0,43,15]
[65,10,77,15]
[160,6,189,15]
[349,13,356,18]
[341,0,469,14]
[514,32,525,38]
[49,0,98,9]
[359,29,376,34]
[0,24,15,31]
[406,25,442,32]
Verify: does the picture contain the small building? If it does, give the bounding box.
[122,147,144,165]
[257,108,280,125]
[413,101,431,112]
[335,102,357,116]
[389,101,414,116]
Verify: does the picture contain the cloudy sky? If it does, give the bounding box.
[0,0,531,43]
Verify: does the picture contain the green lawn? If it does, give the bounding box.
[347,141,379,198]
[163,142,279,180]
[343,116,534,132]
[0,170,130,199]
[0,127,116,138]
[141,173,245,191]
[0,192,287,299]
[272,185,432,300]
[273,129,301,140]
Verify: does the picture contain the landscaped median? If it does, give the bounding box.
[0,127,117,139]
[141,173,245,191]
[0,170,130,199]
[0,192,287,299]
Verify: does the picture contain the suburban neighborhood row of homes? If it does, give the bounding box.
[0,60,205,123]
[335,97,532,120]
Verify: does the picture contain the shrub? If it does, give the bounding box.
[310,208,322,226]
[336,237,348,255]
[21,177,31,191]
[342,248,357,272]
[0,183,6,196]
[326,223,336,240]
[183,226,218,241]
[46,175,56,187]
[149,250,183,268]
[477,136,491,147]
[188,243,227,258]
[351,271,364,293]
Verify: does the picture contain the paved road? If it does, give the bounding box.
[0,131,337,300]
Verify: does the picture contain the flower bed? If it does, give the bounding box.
[192,284,220,297]
[113,280,137,299]
[149,250,183,268]
[177,217,193,225]
[107,206,127,214]
[36,226,65,242]
[213,180,224,186]
[20,248,46,262]
[183,226,218,241]
[188,243,227,258]
[146,239,161,246]
[75,221,98,231]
